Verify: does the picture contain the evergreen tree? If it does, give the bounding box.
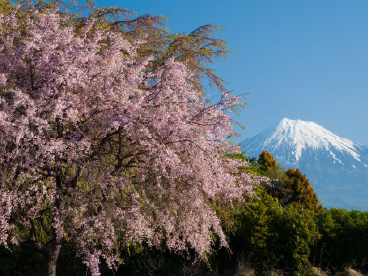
[279,168,322,213]
[258,150,277,172]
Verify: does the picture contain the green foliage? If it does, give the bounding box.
[225,152,261,177]
[220,151,324,274]
[313,208,368,273]
[231,188,320,275]
[277,168,322,213]
[0,0,13,14]
[258,150,278,172]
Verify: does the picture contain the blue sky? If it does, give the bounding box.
[97,0,368,144]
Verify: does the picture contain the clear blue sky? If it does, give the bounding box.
[98,0,368,144]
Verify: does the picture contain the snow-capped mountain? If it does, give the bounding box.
[240,118,368,210]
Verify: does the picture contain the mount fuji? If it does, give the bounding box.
[240,118,368,210]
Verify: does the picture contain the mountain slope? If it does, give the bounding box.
[240,118,368,209]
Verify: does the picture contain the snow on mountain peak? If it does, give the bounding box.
[245,118,361,162]
[240,119,368,210]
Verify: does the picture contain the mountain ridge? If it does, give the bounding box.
[240,118,368,210]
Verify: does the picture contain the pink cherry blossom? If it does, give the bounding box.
[0,6,260,275]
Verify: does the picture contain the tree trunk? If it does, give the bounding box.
[44,242,62,276]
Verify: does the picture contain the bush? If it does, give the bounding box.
[231,189,320,275]
[313,209,368,273]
